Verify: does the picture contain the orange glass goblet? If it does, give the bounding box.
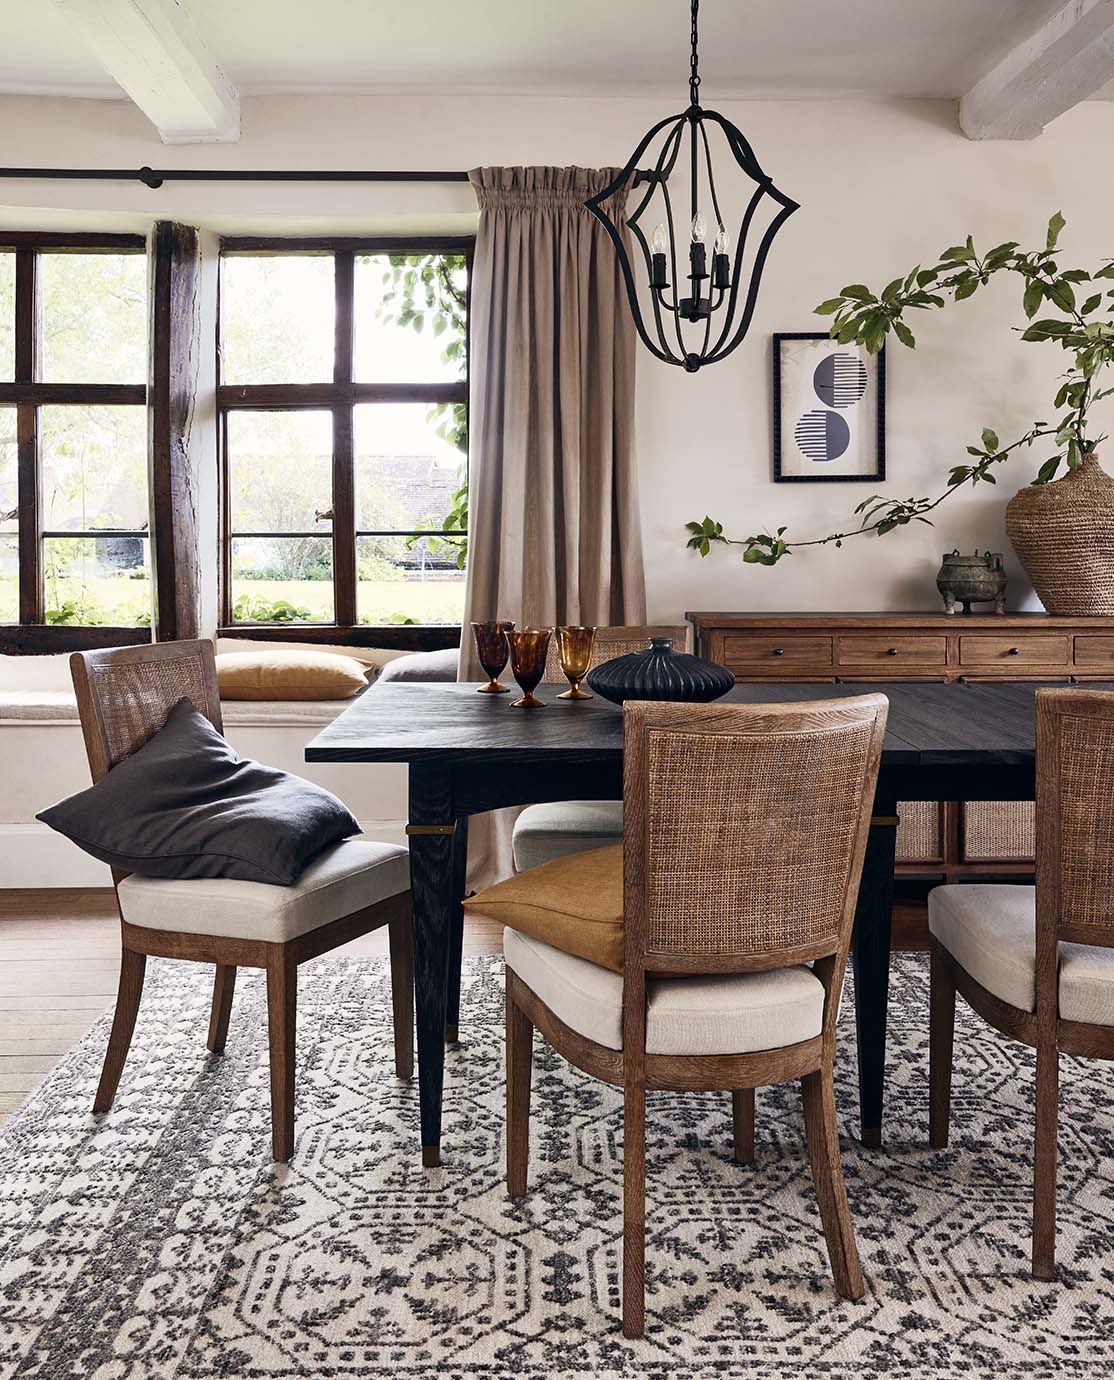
[508,628,551,708]
[555,625,596,700]
[472,620,514,693]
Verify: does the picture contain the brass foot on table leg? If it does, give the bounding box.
[421,1145,441,1168]
[444,1023,459,1044]
[861,1127,882,1149]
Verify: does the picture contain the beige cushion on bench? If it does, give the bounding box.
[504,927,824,1054]
[512,800,624,872]
[929,884,1114,1024]
[117,838,408,944]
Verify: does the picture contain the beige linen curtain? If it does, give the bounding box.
[461,165,646,884]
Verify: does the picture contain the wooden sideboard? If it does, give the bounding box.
[686,611,1114,881]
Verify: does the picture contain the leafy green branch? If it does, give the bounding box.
[376,253,470,566]
[685,213,1114,569]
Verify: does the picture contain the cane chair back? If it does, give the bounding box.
[70,639,223,783]
[623,696,887,979]
[542,624,691,685]
[1036,689,1114,958]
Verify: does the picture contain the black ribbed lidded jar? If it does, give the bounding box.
[585,636,735,705]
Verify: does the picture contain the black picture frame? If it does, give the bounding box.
[772,332,886,483]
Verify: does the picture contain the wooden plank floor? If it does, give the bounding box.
[0,889,502,1124]
[0,888,925,1124]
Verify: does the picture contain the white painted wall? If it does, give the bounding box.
[2,90,1113,618]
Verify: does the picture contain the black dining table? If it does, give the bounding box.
[305,678,1085,1166]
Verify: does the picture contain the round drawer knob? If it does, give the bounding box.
[1008,646,1021,655]
[772,647,785,657]
[886,647,899,656]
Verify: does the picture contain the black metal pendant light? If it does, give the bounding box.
[585,0,799,372]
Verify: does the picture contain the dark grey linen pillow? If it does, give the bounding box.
[37,698,360,885]
[376,647,459,683]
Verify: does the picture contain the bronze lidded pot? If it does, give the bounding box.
[935,549,1007,615]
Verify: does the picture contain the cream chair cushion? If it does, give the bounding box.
[504,927,824,1054]
[512,800,624,872]
[117,839,408,944]
[929,884,1114,1025]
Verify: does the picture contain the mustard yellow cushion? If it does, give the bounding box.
[216,650,369,701]
[464,844,624,971]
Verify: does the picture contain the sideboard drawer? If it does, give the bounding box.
[959,635,1071,667]
[837,635,946,667]
[721,633,833,670]
[1074,635,1114,668]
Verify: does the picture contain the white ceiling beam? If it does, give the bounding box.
[960,0,1114,140]
[48,0,239,144]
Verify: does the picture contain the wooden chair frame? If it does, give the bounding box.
[506,694,888,1336]
[930,687,1114,1279]
[70,639,414,1162]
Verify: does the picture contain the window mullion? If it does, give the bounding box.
[14,248,42,623]
[332,251,357,626]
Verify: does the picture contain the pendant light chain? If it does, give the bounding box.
[689,0,701,107]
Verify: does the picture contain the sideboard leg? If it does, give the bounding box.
[444,816,469,1043]
[852,786,898,1148]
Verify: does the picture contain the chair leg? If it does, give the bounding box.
[732,1088,755,1164]
[623,1083,647,1339]
[1032,1039,1059,1280]
[802,1066,866,1301]
[207,964,237,1054]
[388,912,415,1081]
[928,939,955,1150]
[266,952,297,1163]
[93,947,147,1114]
[506,985,533,1197]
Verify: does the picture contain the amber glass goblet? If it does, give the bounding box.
[555,625,596,700]
[508,628,551,708]
[472,620,514,694]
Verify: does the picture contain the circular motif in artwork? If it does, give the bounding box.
[813,352,868,408]
[795,408,850,462]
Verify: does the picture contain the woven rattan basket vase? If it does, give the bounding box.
[1005,453,1114,614]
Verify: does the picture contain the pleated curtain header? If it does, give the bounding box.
[468,165,629,212]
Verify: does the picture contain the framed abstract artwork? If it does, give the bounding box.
[772,332,885,483]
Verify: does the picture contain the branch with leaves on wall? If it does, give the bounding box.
[685,213,1114,568]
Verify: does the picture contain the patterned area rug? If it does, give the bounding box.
[1,953,1113,1379]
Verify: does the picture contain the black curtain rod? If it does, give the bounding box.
[0,166,472,189]
[0,166,658,190]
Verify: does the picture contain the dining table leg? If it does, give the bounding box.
[444,816,469,1043]
[851,782,899,1148]
[406,762,456,1168]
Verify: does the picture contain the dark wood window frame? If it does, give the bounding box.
[217,235,472,654]
[0,232,151,654]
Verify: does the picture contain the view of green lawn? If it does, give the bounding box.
[0,572,467,627]
[233,577,465,625]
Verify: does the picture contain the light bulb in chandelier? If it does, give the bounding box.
[650,222,669,289]
[713,224,731,291]
[691,211,708,244]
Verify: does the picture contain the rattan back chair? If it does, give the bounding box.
[541,623,691,685]
[505,693,888,1336]
[70,640,413,1162]
[930,687,1114,1279]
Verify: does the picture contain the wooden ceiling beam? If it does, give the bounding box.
[960,0,1114,140]
[49,0,239,144]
